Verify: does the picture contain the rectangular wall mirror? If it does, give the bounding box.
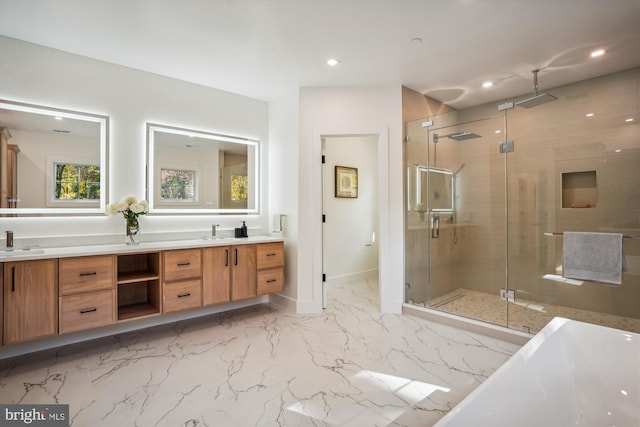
[0,99,109,216]
[416,165,453,212]
[147,123,259,214]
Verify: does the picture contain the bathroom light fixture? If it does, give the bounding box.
[482,81,493,88]
[590,48,606,58]
[327,58,340,66]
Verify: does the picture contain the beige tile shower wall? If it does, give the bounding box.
[506,68,640,319]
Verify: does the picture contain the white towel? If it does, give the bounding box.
[563,232,625,285]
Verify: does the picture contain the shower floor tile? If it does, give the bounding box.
[430,288,640,334]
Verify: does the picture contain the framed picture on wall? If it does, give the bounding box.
[335,166,358,198]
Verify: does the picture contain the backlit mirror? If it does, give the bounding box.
[147,123,259,214]
[0,99,109,216]
[416,166,453,212]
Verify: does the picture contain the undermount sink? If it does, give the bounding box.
[0,248,46,257]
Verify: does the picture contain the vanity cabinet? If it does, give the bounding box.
[256,242,284,295]
[58,255,116,334]
[0,239,284,352]
[163,249,202,313]
[3,259,58,345]
[203,246,231,306]
[230,244,257,301]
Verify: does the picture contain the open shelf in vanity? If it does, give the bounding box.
[116,252,161,321]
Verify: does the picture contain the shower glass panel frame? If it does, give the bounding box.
[405,111,510,328]
[404,68,640,334]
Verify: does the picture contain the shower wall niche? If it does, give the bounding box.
[562,171,597,208]
[404,68,640,333]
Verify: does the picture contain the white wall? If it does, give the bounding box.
[323,135,379,280]
[267,89,300,304]
[297,86,404,313]
[0,37,269,241]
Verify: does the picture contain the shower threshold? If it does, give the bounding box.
[406,288,640,338]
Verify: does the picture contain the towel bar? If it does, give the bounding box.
[544,232,640,240]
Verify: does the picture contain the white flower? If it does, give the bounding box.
[115,200,129,212]
[122,195,138,206]
[106,203,119,215]
[106,195,149,219]
[130,202,145,214]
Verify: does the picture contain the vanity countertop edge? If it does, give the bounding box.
[0,235,284,262]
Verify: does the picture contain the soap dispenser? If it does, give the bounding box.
[241,221,248,238]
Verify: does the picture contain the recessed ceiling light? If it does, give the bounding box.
[615,149,621,153]
[585,113,594,117]
[590,49,606,58]
[625,118,634,122]
[494,130,501,134]
[327,58,340,67]
[482,81,493,88]
[54,116,63,121]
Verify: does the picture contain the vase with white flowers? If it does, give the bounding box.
[107,195,149,245]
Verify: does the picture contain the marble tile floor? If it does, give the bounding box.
[0,279,522,427]
[429,288,640,334]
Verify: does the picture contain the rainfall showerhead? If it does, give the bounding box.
[516,69,557,109]
[447,131,481,141]
[434,131,481,143]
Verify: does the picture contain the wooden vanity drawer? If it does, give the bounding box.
[256,242,284,270]
[257,267,284,295]
[59,289,115,334]
[163,279,202,313]
[163,249,202,282]
[59,255,115,295]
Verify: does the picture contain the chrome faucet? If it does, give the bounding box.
[212,224,220,238]
[5,230,14,249]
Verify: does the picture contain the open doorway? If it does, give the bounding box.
[322,135,380,309]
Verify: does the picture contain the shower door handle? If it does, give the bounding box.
[431,216,440,239]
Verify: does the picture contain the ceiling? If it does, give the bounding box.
[1,0,639,109]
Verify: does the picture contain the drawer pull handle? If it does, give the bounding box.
[80,307,97,314]
[225,249,229,267]
[11,266,15,292]
[266,279,277,283]
[80,272,97,276]
[178,292,191,298]
[266,253,277,257]
[177,262,191,267]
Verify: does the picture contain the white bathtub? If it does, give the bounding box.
[435,317,640,427]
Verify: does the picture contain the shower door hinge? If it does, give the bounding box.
[322,273,326,282]
[322,155,326,163]
[499,140,514,153]
[499,288,515,302]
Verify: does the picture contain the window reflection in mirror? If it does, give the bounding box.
[147,123,259,214]
[0,99,109,216]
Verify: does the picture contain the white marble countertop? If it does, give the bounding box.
[0,235,284,262]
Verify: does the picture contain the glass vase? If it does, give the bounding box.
[125,217,140,245]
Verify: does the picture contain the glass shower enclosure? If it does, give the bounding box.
[404,68,640,334]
